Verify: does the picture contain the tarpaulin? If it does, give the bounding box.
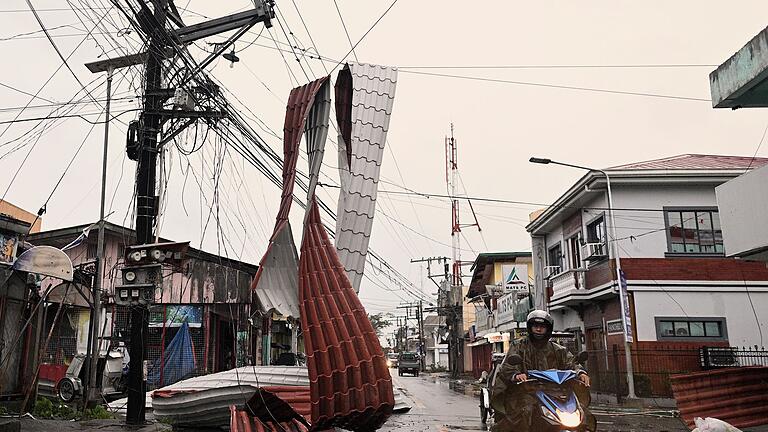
[147,321,196,387]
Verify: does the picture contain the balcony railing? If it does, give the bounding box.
[550,269,586,300]
[544,265,561,279]
[583,242,608,262]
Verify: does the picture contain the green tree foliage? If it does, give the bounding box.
[368,313,392,337]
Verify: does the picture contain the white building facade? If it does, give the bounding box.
[528,155,768,351]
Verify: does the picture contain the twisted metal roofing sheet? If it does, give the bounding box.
[251,77,331,319]
[304,79,331,210]
[299,199,394,430]
[334,62,398,293]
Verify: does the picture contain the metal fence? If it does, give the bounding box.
[587,345,768,400]
[113,305,208,391]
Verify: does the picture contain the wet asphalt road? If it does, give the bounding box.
[383,371,484,432]
[382,369,698,432]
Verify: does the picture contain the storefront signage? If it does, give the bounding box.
[496,291,516,326]
[606,319,623,335]
[484,332,509,343]
[150,305,203,327]
[501,264,529,291]
[619,270,634,343]
[0,233,18,264]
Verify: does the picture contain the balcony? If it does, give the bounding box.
[547,259,617,308]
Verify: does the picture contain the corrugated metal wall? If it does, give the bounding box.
[671,366,768,429]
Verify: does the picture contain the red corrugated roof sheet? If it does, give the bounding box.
[299,199,394,430]
[230,406,310,432]
[229,386,312,432]
[607,154,768,171]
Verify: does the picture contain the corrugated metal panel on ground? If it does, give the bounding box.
[251,77,330,319]
[670,366,768,429]
[151,366,309,427]
[334,62,398,293]
[299,199,394,430]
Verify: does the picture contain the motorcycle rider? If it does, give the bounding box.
[490,310,596,431]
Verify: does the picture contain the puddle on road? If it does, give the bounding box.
[448,380,480,397]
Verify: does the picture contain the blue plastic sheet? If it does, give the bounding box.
[147,321,196,387]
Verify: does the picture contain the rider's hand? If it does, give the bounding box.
[578,373,590,387]
[514,373,528,382]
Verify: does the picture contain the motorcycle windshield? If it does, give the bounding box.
[536,389,579,417]
[528,369,578,385]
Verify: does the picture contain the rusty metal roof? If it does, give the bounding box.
[671,366,768,429]
[299,199,394,430]
[607,154,768,171]
[251,77,331,319]
[334,63,398,293]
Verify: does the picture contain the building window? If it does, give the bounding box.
[584,216,607,260]
[547,243,562,274]
[567,233,582,270]
[586,216,605,243]
[655,317,727,341]
[665,209,723,254]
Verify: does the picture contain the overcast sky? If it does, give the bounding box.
[2,1,768,326]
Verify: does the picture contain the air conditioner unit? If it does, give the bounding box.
[700,347,739,368]
[544,266,561,279]
[583,242,608,262]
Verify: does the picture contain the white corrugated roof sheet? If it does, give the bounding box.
[334,62,398,293]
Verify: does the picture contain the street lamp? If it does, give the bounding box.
[529,156,637,400]
[82,55,146,407]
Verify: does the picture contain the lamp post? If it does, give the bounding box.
[83,55,146,407]
[529,157,637,399]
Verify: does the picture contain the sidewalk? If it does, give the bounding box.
[11,417,170,432]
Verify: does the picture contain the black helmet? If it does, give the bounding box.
[526,310,554,342]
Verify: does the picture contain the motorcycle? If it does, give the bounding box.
[479,352,506,424]
[57,342,128,403]
[508,352,595,431]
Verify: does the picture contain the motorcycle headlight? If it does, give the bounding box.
[541,406,559,424]
[556,408,582,428]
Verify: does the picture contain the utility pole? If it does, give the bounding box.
[118,2,274,424]
[126,0,167,424]
[417,300,426,371]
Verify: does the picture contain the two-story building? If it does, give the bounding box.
[527,154,768,396]
[466,252,533,377]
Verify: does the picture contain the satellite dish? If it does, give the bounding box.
[13,246,73,282]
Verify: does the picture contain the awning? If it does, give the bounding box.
[497,321,522,332]
[467,339,489,347]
